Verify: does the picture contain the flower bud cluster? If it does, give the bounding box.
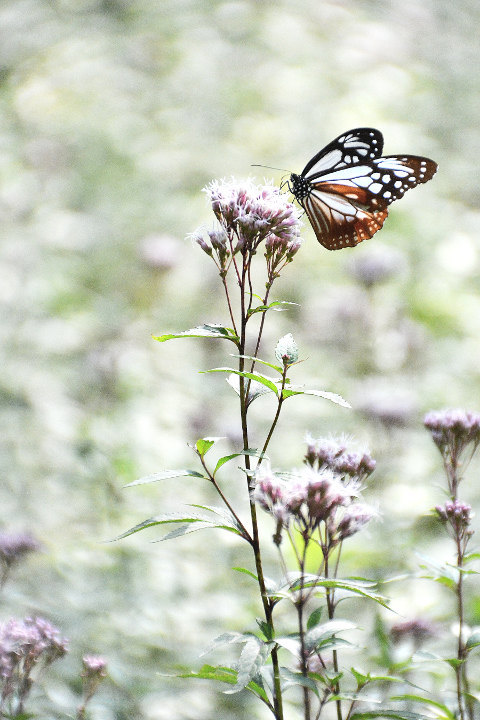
[304,435,376,484]
[204,178,302,253]
[275,333,299,367]
[435,500,474,540]
[0,617,68,712]
[192,228,230,276]
[253,449,375,545]
[424,409,480,459]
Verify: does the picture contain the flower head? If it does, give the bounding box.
[304,435,376,483]
[0,532,40,568]
[424,409,480,459]
[204,178,302,250]
[0,617,68,710]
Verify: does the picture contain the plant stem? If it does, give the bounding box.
[324,548,342,720]
[238,263,284,720]
[298,542,311,720]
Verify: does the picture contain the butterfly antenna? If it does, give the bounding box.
[251,163,289,172]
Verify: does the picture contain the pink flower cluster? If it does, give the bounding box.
[0,617,68,711]
[203,178,302,251]
[424,409,480,457]
[252,461,375,543]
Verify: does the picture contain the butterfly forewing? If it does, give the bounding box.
[290,128,437,250]
[302,128,384,180]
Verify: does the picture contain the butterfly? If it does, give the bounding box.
[288,128,437,251]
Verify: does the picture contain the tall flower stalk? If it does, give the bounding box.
[119,178,385,719]
[425,409,480,720]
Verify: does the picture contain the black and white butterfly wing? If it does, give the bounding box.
[290,128,437,250]
[301,128,384,180]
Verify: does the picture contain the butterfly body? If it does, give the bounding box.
[289,128,437,250]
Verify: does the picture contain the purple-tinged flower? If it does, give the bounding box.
[82,654,107,679]
[203,178,302,251]
[0,532,39,568]
[78,655,107,718]
[304,435,347,470]
[424,409,480,460]
[0,617,68,714]
[436,500,473,538]
[390,618,436,647]
[331,503,376,541]
[304,435,376,483]
[332,452,376,481]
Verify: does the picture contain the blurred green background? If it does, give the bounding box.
[1,0,480,717]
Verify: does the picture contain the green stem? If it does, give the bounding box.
[238,262,284,720]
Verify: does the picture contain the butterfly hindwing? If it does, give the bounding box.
[290,128,437,250]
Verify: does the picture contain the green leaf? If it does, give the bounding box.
[247,300,299,317]
[276,575,390,609]
[390,695,456,720]
[256,619,273,641]
[232,567,258,582]
[172,664,270,704]
[280,668,320,697]
[231,354,284,374]
[466,630,480,650]
[305,620,356,652]
[444,657,464,669]
[214,449,261,475]
[196,436,223,457]
[113,506,242,542]
[205,368,279,395]
[463,552,480,564]
[351,711,431,720]
[124,469,205,488]
[275,636,301,658]
[416,553,458,589]
[224,636,265,694]
[282,385,351,408]
[307,607,323,631]
[153,324,239,343]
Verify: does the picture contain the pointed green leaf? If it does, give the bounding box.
[153,324,238,343]
[390,695,455,719]
[196,436,223,457]
[306,620,356,652]
[232,567,258,582]
[124,469,205,488]
[282,385,351,408]
[205,368,279,395]
[307,607,323,631]
[231,354,284,374]
[113,507,242,542]
[213,449,261,475]
[466,630,480,650]
[351,712,431,720]
[280,668,320,697]
[171,664,270,704]
[224,637,265,694]
[275,636,301,658]
[247,300,299,317]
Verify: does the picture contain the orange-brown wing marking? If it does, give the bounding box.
[304,184,389,250]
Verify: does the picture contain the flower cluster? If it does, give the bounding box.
[436,500,474,544]
[78,654,108,716]
[424,409,480,460]
[304,435,376,483]
[0,532,39,575]
[0,617,68,714]
[197,179,302,280]
[253,438,376,545]
[390,618,436,647]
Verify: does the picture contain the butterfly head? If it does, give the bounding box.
[289,172,311,203]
